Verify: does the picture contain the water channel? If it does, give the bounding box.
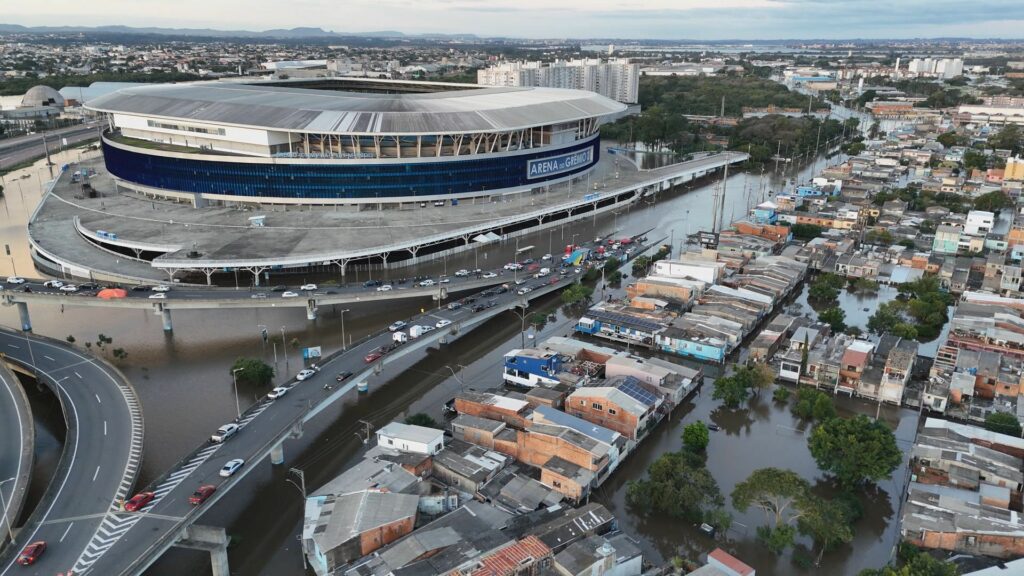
[0,143,915,575]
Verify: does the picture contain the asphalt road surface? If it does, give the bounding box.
[0,328,142,576]
[0,362,32,549]
[0,124,101,172]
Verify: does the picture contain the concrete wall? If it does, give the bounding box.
[517,429,605,472]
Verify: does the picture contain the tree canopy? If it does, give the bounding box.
[809,415,902,486]
[625,450,725,525]
[230,357,274,387]
[984,412,1022,437]
[731,467,811,528]
[682,422,710,452]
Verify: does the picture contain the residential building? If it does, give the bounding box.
[478,58,640,104]
[375,422,445,455]
[566,386,653,440]
[553,534,643,576]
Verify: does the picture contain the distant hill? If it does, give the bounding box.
[0,24,478,40]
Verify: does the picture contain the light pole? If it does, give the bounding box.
[0,477,15,545]
[285,468,308,571]
[230,368,243,420]
[281,326,289,374]
[340,309,350,351]
[444,364,467,392]
[509,304,529,348]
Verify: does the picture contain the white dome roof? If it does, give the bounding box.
[21,85,65,108]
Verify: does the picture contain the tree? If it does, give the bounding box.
[790,223,824,240]
[631,255,652,276]
[712,373,751,408]
[963,149,988,172]
[974,190,1013,213]
[818,306,847,332]
[858,544,959,576]
[405,413,440,428]
[809,415,902,486]
[809,282,839,302]
[625,450,724,523]
[561,284,593,305]
[682,422,710,452]
[989,124,1022,153]
[792,388,835,422]
[798,496,855,565]
[731,468,811,529]
[230,357,274,387]
[936,132,959,148]
[984,412,1022,437]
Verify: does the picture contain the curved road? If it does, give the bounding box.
[0,328,142,576]
[0,362,32,549]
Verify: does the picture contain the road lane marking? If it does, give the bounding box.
[74,371,82,379]
[93,466,100,482]
[43,355,55,362]
[95,393,101,403]
[5,344,17,349]
[104,420,107,436]
[60,522,74,542]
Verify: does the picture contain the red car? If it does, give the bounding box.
[124,491,156,512]
[189,484,216,506]
[364,349,384,363]
[16,541,46,565]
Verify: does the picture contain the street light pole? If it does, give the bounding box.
[0,477,16,545]
[285,468,308,571]
[340,309,350,351]
[281,326,289,374]
[230,368,243,420]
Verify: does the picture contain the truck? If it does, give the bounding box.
[410,325,431,339]
[537,267,551,277]
[392,331,408,344]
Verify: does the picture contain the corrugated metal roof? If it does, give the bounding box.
[86,79,626,135]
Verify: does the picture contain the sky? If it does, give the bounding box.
[5,0,1024,40]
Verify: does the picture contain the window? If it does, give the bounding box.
[551,480,561,488]
[579,399,586,406]
[592,402,603,410]
[608,408,617,415]
[387,438,393,445]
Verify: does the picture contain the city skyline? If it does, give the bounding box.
[3,0,1023,41]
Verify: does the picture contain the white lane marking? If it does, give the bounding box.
[74,371,82,379]
[93,466,100,482]
[95,393,101,404]
[59,522,75,543]
[104,420,107,436]
[44,355,55,362]
[5,344,17,349]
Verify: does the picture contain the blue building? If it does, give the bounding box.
[503,349,563,388]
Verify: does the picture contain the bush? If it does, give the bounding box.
[773,387,791,402]
[405,413,440,428]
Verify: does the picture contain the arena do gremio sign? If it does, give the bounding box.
[527,149,594,180]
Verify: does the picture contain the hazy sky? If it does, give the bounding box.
[5,0,1023,39]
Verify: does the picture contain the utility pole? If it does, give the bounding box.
[356,420,374,444]
[41,132,53,178]
[340,309,349,351]
[280,326,289,374]
[285,468,308,572]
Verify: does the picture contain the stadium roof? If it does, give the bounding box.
[86,79,626,135]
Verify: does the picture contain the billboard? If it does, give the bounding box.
[527,148,593,180]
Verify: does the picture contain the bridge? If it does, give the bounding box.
[63,236,662,576]
[0,362,32,550]
[0,329,142,576]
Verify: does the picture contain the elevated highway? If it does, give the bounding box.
[0,362,32,550]
[0,329,142,576]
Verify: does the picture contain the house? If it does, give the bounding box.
[455,391,532,429]
[375,422,445,455]
[566,385,654,440]
[303,490,419,575]
[839,340,875,394]
[901,488,1024,559]
[464,535,553,576]
[966,210,996,237]
[432,439,507,493]
[504,348,563,388]
[687,548,756,576]
[531,405,625,477]
[515,423,611,488]
[552,534,643,576]
[603,354,700,406]
[933,225,962,255]
[880,338,918,404]
[450,414,507,450]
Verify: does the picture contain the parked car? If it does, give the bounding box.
[481,272,498,279]
[296,369,316,381]
[16,541,46,566]
[211,423,239,443]
[436,319,452,329]
[281,291,299,298]
[388,320,407,332]
[152,285,171,292]
[59,284,79,292]
[124,491,156,512]
[219,458,245,478]
[419,279,435,287]
[5,276,25,284]
[299,283,317,291]
[148,293,167,300]
[189,484,216,506]
[267,386,289,399]
[377,284,393,292]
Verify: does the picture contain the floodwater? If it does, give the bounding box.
[0,144,910,575]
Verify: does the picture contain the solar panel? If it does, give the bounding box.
[617,376,659,407]
[589,310,664,333]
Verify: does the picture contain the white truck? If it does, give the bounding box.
[392,331,409,344]
[410,325,434,339]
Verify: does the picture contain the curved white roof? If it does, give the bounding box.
[86,79,626,135]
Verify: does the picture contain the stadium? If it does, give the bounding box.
[86,78,628,205]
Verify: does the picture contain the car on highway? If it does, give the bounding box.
[131,285,151,292]
[270,285,287,292]
[124,491,156,512]
[250,293,268,299]
[516,287,532,295]
[219,458,245,477]
[521,258,534,265]
[419,279,435,287]
[439,277,450,284]
[296,369,317,381]
[152,285,171,292]
[542,253,552,260]
[514,278,527,285]
[148,293,167,299]
[377,284,393,291]
[388,320,407,332]
[6,276,25,284]
[189,484,216,506]
[336,371,353,382]
[267,386,289,400]
[364,348,384,363]
[363,280,382,288]
[43,280,64,288]
[16,541,46,566]
[300,283,317,291]
[481,272,498,279]
[59,284,79,292]
[436,319,452,329]
[211,423,239,443]
[454,269,469,277]
[281,291,299,298]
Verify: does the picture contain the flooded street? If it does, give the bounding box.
[0,144,912,575]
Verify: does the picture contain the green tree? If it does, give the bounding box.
[731,468,811,529]
[712,374,750,408]
[809,282,839,302]
[858,544,959,576]
[757,524,796,555]
[974,190,1013,213]
[405,413,440,428]
[798,496,855,565]
[963,149,988,172]
[984,412,1022,437]
[818,306,847,332]
[865,229,894,246]
[682,422,710,452]
[230,357,275,387]
[625,450,724,523]
[789,223,824,240]
[792,388,835,422]
[989,124,1022,153]
[560,284,594,305]
[631,255,652,276]
[809,415,902,486]
[936,132,959,148]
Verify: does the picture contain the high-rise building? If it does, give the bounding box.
[907,57,964,79]
[477,58,640,104]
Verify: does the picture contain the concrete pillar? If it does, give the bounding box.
[175,525,230,576]
[16,302,30,332]
[161,308,173,332]
[210,547,230,576]
[306,300,317,321]
[270,442,284,465]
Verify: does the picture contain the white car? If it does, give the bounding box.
[6,277,25,284]
[517,287,532,295]
[151,285,171,293]
[211,423,239,443]
[481,272,498,279]
[454,269,469,277]
[514,278,527,285]
[439,277,450,284]
[574,267,582,274]
[148,293,166,299]
[59,284,78,292]
[542,253,552,261]
[388,320,408,332]
[281,291,299,298]
[377,284,393,292]
[419,279,435,287]
[296,369,317,381]
[435,319,452,329]
[43,280,63,288]
[267,386,289,400]
[219,458,245,477]
[300,283,317,291]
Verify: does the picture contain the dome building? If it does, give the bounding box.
[20,85,65,109]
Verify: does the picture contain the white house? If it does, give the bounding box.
[375,422,445,455]
[965,210,995,237]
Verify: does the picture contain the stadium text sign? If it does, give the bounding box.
[527,148,593,179]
